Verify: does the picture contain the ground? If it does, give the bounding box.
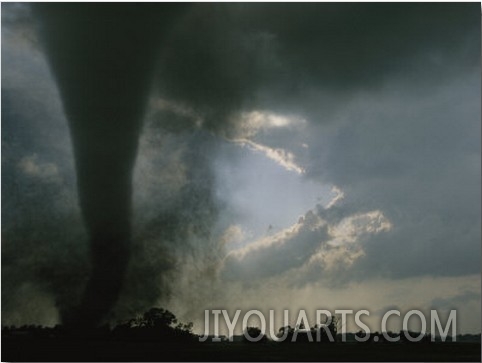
[2,337,480,362]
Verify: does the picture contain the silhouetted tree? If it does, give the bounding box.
[112,307,194,342]
[277,315,339,343]
[243,326,268,343]
[142,308,177,328]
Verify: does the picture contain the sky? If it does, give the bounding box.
[1,3,480,334]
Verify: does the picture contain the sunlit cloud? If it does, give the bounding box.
[234,110,306,138]
[230,138,305,174]
[309,244,366,271]
[227,219,306,260]
[326,186,345,209]
[328,210,392,246]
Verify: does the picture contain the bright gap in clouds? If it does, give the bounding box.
[214,139,335,251]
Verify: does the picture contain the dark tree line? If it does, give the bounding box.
[112,307,195,341]
[243,316,339,343]
[2,307,195,342]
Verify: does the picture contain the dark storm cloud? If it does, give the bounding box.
[156,3,479,129]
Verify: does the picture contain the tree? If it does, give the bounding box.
[113,307,194,342]
[142,308,177,329]
[244,326,268,343]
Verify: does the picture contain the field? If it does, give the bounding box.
[2,337,480,362]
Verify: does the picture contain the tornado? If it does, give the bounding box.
[34,3,187,327]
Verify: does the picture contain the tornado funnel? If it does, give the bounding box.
[34,3,186,327]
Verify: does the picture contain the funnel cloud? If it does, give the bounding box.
[33,3,187,326]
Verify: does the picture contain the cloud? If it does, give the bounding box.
[230,138,304,174]
[327,210,392,246]
[431,290,481,311]
[152,2,479,287]
[233,110,306,138]
[308,70,481,280]
[221,203,394,287]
